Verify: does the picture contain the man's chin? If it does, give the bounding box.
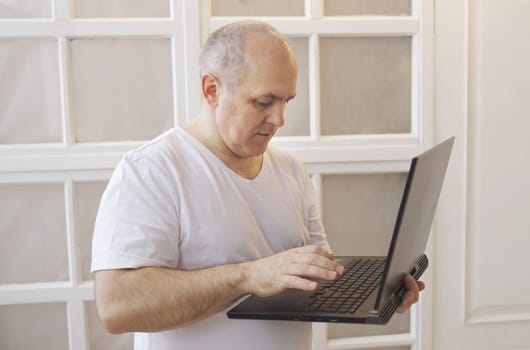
[243,142,270,158]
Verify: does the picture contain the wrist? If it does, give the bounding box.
[233,260,254,296]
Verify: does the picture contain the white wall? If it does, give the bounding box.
[434,0,530,348]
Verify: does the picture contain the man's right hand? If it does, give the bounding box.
[241,245,344,297]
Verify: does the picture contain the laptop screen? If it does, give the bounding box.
[375,137,454,308]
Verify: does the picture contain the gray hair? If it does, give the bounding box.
[199,20,288,90]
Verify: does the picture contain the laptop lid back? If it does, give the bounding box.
[375,137,454,308]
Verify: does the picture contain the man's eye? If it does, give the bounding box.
[256,101,272,107]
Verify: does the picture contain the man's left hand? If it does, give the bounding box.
[396,274,426,313]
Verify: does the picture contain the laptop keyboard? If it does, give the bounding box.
[301,258,385,314]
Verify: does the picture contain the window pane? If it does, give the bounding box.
[322,173,409,337]
[0,0,51,18]
[322,173,407,256]
[75,181,108,281]
[0,183,68,284]
[211,0,304,16]
[74,0,169,18]
[0,303,68,350]
[70,38,173,142]
[0,39,62,143]
[85,301,133,349]
[320,37,411,135]
[328,312,409,338]
[324,0,411,16]
[276,37,310,137]
[332,347,409,350]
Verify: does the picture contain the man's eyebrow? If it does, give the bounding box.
[262,93,297,101]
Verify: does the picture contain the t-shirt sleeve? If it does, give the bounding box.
[91,152,180,272]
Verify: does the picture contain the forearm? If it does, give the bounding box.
[95,263,249,334]
[95,245,344,334]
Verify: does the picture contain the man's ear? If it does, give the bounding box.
[201,73,220,107]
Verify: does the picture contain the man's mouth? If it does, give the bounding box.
[257,129,275,137]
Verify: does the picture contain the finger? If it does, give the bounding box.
[294,245,334,259]
[396,287,420,313]
[404,274,419,293]
[405,276,425,292]
[417,280,426,291]
[396,291,415,313]
[282,275,318,291]
[296,253,344,275]
[286,263,339,281]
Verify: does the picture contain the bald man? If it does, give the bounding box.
[91,20,423,350]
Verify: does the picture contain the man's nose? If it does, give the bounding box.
[269,104,285,127]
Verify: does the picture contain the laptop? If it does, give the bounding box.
[227,137,454,325]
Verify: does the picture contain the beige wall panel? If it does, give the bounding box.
[0,39,62,144]
[71,38,173,142]
[322,173,407,256]
[0,1,51,18]
[0,183,68,284]
[0,303,68,350]
[211,0,304,16]
[324,0,411,16]
[74,0,170,18]
[320,37,411,135]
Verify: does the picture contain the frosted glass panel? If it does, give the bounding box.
[74,0,169,18]
[276,38,309,137]
[0,303,68,350]
[328,312,409,338]
[0,183,68,284]
[322,174,407,256]
[324,0,411,16]
[75,181,108,281]
[71,38,173,142]
[211,0,304,16]
[85,301,134,349]
[321,37,411,135]
[333,347,408,350]
[0,39,62,143]
[0,0,51,18]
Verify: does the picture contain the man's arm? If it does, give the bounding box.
[95,245,343,334]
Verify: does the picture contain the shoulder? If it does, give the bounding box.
[124,128,179,162]
[120,127,196,171]
[267,146,305,169]
[266,146,309,181]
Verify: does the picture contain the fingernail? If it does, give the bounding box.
[336,266,344,274]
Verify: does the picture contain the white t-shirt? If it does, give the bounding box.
[91,127,330,350]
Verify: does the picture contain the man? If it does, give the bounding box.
[92,20,424,349]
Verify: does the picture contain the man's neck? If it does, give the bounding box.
[184,117,263,180]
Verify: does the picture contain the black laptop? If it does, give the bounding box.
[227,137,454,325]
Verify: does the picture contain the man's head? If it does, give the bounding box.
[196,21,298,161]
[199,20,291,91]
